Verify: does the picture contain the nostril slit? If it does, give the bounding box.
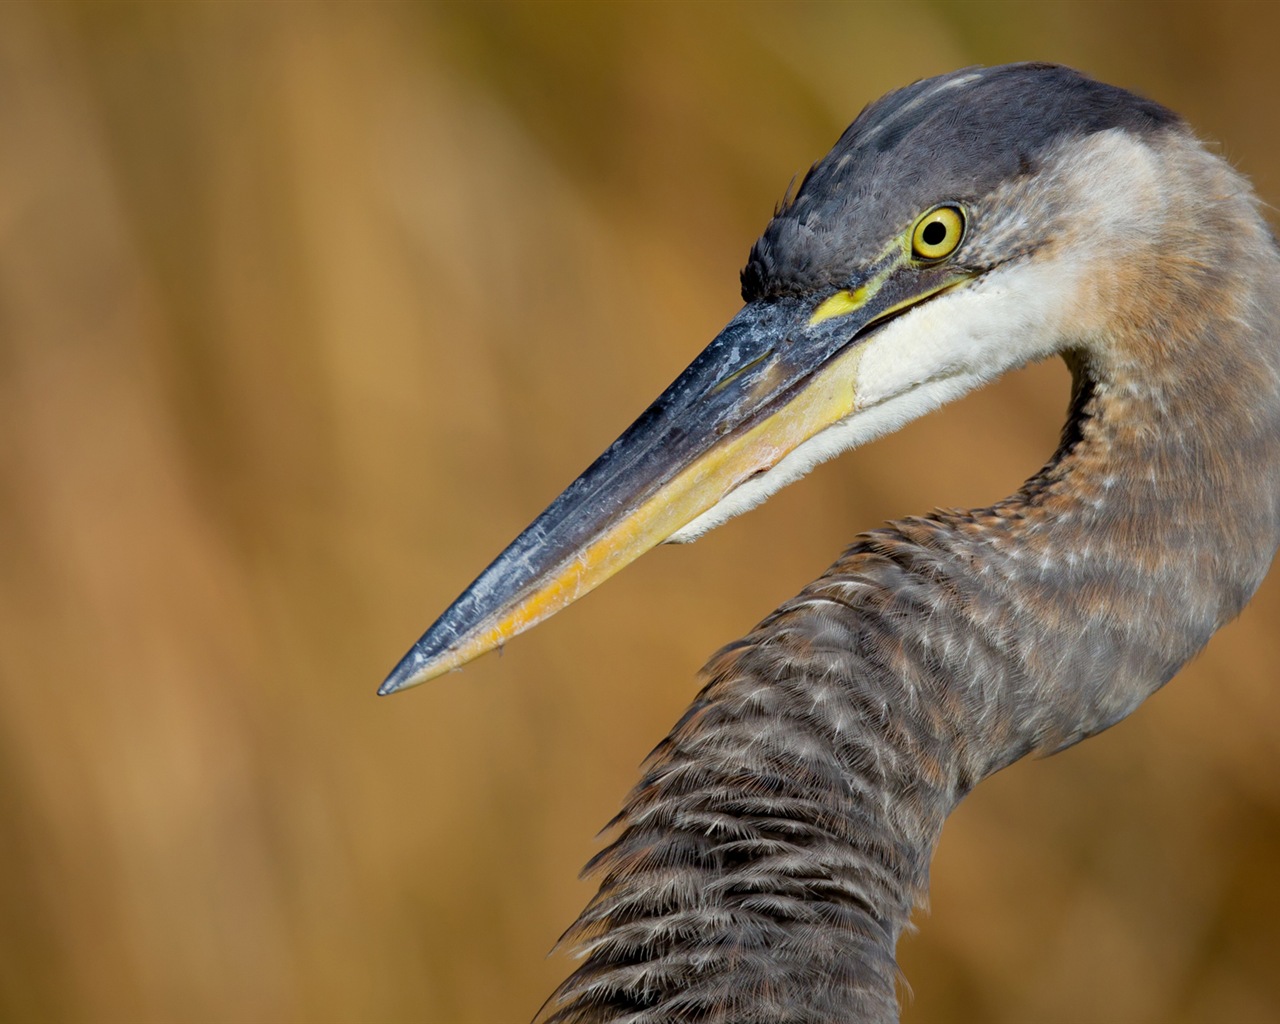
[709,350,775,395]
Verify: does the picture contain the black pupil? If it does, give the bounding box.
[921,219,948,247]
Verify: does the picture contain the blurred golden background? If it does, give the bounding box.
[3,2,1280,1021]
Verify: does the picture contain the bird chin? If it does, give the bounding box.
[666,369,984,544]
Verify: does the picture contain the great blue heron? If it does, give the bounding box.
[381,64,1280,1021]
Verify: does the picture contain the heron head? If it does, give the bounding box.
[382,62,1193,693]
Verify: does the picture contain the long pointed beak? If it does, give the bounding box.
[380,265,963,694]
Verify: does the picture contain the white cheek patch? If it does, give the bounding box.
[668,130,1167,546]
[855,254,1085,408]
[667,258,1088,544]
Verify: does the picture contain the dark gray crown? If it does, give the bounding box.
[741,63,1182,300]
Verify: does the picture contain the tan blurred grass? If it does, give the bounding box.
[1,2,1279,1021]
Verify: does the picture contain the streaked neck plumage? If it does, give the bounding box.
[542,138,1280,1024]
[542,136,1280,1022]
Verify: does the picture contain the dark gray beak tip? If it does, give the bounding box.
[377,647,427,696]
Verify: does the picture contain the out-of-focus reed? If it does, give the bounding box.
[1,3,1278,1021]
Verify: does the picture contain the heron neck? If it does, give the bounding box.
[545,223,1280,1024]
[926,216,1280,778]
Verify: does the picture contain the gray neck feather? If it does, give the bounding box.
[541,165,1280,1024]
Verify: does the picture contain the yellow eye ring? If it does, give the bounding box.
[911,205,965,261]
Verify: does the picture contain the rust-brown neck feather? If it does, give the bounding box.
[541,142,1280,1024]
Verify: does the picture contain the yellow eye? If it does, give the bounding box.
[911,205,965,261]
